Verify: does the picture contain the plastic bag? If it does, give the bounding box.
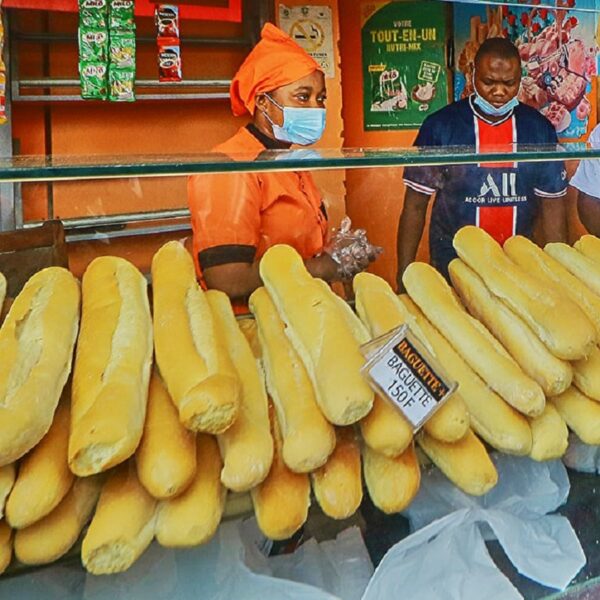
[563,432,600,474]
[362,454,585,600]
[0,519,373,600]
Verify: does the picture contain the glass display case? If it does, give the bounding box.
[0,145,599,600]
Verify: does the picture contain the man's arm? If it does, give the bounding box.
[577,190,600,237]
[396,187,431,291]
[539,196,568,244]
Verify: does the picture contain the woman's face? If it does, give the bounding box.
[256,70,327,127]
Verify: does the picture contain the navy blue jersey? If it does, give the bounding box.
[403,97,567,279]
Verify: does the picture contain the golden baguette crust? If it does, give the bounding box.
[0,464,15,520]
[136,371,197,499]
[399,296,533,455]
[545,242,600,297]
[0,520,12,575]
[572,345,600,401]
[82,463,157,575]
[70,257,153,476]
[363,443,420,514]
[417,429,498,496]
[549,387,600,445]
[449,258,572,396]
[354,272,469,447]
[249,288,335,472]
[259,245,373,425]
[251,404,310,540]
[575,235,600,264]
[207,291,273,492]
[0,267,80,467]
[14,475,102,565]
[453,226,595,360]
[528,403,568,462]
[311,427,362,519]
[403,261,545,416]
[155,434,225,548]
[505,236,600,338]
[6,401,73,529]
[152,241,241,434]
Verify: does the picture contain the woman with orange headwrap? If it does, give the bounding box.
[188,24,378,307]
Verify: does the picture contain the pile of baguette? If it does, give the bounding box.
[1,228,600,578]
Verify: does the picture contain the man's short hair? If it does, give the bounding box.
[474,37,521,68]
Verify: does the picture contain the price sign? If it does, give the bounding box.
[361,324,457,431]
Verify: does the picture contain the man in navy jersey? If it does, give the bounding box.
[396,37,568,289]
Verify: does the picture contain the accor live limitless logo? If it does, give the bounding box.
[465,172,527,204]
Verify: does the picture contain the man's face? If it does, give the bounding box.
[474,54,521,108]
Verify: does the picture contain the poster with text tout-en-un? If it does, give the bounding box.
[453,1,598,141]
[362,1,449,130]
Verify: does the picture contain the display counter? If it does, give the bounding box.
[0,145,599,600]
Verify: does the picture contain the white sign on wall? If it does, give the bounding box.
[279,5,335,78]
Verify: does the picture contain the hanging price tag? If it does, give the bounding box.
[361,324,457,432]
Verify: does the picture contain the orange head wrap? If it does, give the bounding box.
[229,23,322,117]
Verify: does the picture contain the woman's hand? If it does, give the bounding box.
[305,254,340,282]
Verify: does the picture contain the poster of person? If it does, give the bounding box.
[453,0,598,141]
[362,1,449,130]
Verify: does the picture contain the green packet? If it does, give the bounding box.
[78,27,108,63]
[109,66,135,102]
[109,30,135,68]
[80,62,108,100]
[109,0,135,31]
[79,0,108,29]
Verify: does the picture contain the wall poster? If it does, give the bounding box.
[362,1,449,130]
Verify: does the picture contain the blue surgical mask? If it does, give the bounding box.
[261,94,326,146]
[472,73,519,117]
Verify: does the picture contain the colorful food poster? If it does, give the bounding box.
[453,1,598,140]
[362,1,449,130]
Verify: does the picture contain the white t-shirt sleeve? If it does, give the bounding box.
[571,125,600,199]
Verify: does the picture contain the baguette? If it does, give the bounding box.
[155,434,225,548]
[363,443,420,514]
[251,404,310,540]
[545,242,600,296]
[453,226,595,360]
[399,296,533,455]
[136,371,197,499]
[311,427,362,520]
[14,475,102,565]
[81,463,157,575]
[549,387,600,445]
[259,245,373,425]
[449,258,572,396]
[70,257,153,476]
[354,272,469,448]
[0,464,15,520]
[0,520,11,575]
[505,236,600,338]
[152,241,241,434]
[207,291,273,492]
[572,346,600,401]
[417,429,498,496]
[575,235,600,264]
[6,401,73,529]
[0,267,80,466]
[249,288,335,472]
[403,261,545,416]
[528,403,568,462]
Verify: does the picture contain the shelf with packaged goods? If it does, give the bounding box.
[0,142,596,182]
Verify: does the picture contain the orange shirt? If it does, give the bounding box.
[188,126,329,281]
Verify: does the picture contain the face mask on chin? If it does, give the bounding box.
[260,94,326,146]
[472,72,519,117]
